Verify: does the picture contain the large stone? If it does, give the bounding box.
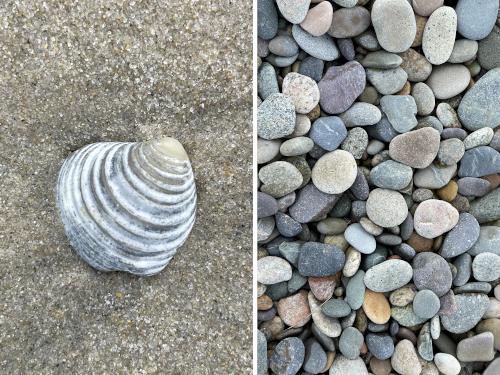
[391,339,422,375]
[456,0,499,40]
[457,332,495,362]
[259,161,303,198]
[412,252,452,297]
[282,73,320,114]
[478,25,500,70]
[469,188,500,223]
[414,199,459,239]
[364,259,413,293]
[458,146,500,177]
[422,6,457,65]
[370,160,413,191]
[426,64,470,100]
[269,337,305,375]
[258,256,293,285]
[389,127,440,169]
[469,226,500,255]
[440,293,490,334]
[440,213,480,258]
[258,93,296,140]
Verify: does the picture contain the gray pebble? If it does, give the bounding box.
[321,298,352,318]
[278,241,301,267]
[458,146,500,177]
[394,243,416,261]
[478,26,500,70]
[376,234,402,246]
[441,128,468,140]
[298,242,345,277]
[258,0,278,40]
[380,95,418,133]
[350,168,370,201]
[345,270,366,310]
[337,38,355,61]
[454,281,492,294]
[258,93,296,140]
[339,327,364,359]
[456,0,498,40]
[266,53,299,68]
[469,188,500,224]
[472,252,500,281]
[366,67,408,95]
[361,51,403,69]
[440,213,480,258]
[303,338,327,374]
[258,256,293,285]
[259,161,303,198]
[298,56,324,82]
[275,212,302,237]
[412,252,452,297]
[370,160,413,190]
[440,293,490,334]
[412,82,435,116]
[257,330,267,375]
[258,192,278,218]
[341,127,368,159]
[339,102,382,128]
[453,253,472,287]
[413,290,440,319]
[309,116,347,151]
[258,62,279,100]
[269,337,305,375]
[344,223,376,254]
[280,137,314,156]
[366,333,394,360]
[364,259,413,292]
[366,115,399,143]
[437,138,465,166]
[269,34,299,57]
[413,163,457,189]
[291,24,340,61]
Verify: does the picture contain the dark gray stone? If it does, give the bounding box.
[278,241,301,267]
[289,184,340,223]
[269,337,305,375]
[440,213,480,258]
[453,253,472,287]
[441,128,468,140]
[298,242,345,277]
[321,298,352,318]
[311,323,336,352]
[366,115,399,142]
[412,252,452,297]
[258,62,279,100]
[337,38,355,61]
[258,0,278,40]
[303,338,327,374]
[350,168,369,200]
[299,57,324,82]
[309,116,347,151]
[275,212,303,237]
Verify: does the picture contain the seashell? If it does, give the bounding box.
[56,137,196,276]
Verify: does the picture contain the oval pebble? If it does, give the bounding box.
[389,127,441,169]
[328,6,371,38]
[292,24,340,62]
[434,353,460,375]
[339,327,364,359]
[282,72,320,114]
[364,259,413,293]
[259,161,303,198]
[276,0,310,24]
[456,0,499,40]
[258,256,293,285]
[258,93,296,140]
[363,289,391,324]
[391,339,422,375]
[344,223,376,254]
[280,137,314,156]
[339,102,381,128]
[366,188,408,228]
[412,252,452,297]
[270,337,305,375]
[311,150,357,194]
[414,199,459,239]
[426,64,470,100]
[422,6,457,65]
[413,289,440,319]
[369,160,413,190]
[300,1,333,37]
[412,82,435,116]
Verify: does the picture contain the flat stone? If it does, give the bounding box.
[344,223,376,254]
[276,0,310,24]
[328,6,370,38]
[364,259,413,293]
[440,293,490,334]
[391,339,422,375]
[361,51,403,69]
[422,7,457,65]
[318,61,366,114]
[371,0,416,53]
[269,337,305,375]
[440,213,480,258]
[469,226,500,255]
[257,330,267,375]
[298,242,345,277]
[328,355,368,375]
[339,102,381,127]
[413,290,440,319]
[309,292,342,338]
[339,327,363,359]
[366,188,408,228]
[280,137,314,157]
[413,163,457,189]
[345,270,366,310]
[412,0,444,16]
[259,161,303,198]
[366,68,407,95]
[412,82,435,116]
[457,332,495,362]
[472,252,500,281]
[453,253,472,287]
[363,289,391,324]
[478,25,500,70]
[258,192,278,218]
[413,252,452,297]
[448,39,478,63]
[426,64,470,100]
[309,116,347,151]
[277,290,311,327]
[289,183,339,223]
[380,95,417,133]
[312,150,358,194]
[258,93,296,140]
[292,24,340,61]
[458,68,500,131]
[266,53,299,68]
[434,353,460,375]
[441,128,468,140]
[366,333,394,360]
[268,35,300,57]
[399,48,432,82]
[389,127,440,169]
[258,0,278,40]
[258,256,293,285]
[437,138,465,166]
[321,298,352,318]
[459,146,500,177]
[370,160,413,191]
[469,188,500,224]
[304,338,327,374]
[456,0,498,40]
[300,1,333,37]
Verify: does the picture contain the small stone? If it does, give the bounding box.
[339,327,363,359]
[304,338,328,374]
[364,259,413,293]
[436,180,458,202]
[390,285,416,307]
[269,337,305,375]
[266,53,299,68]
[317,218,348,235]
[298,242,345,277]
[309,116,347,152]
[268,35,299,57]
[414,199,459,239]
[258,138,281,164]
[456,0,498,40]
[469,226,500,256]
[453,253,472,287]
[391,339,422,375]
[322,298,352,318]
[412,82,435,116]
[258,192,278,218]
[363,289,391,324]
[457,332,495,362]
[440,293,490,334]
[412,0,444,16]
[399,48,432,82]
[391,305,427,327]
[436,102,460,128]
[258,93,296,140]
[328,355,368,375]
[413,164,457,190]
[370,160,413,191]
[413,290,440,319]
[448,39,478,63]
[389,127,440,169]
[417,323,433,361]
[345,270,366,310]
[259,161,303,198]
[366,188,408,228]
[366,68,408,95]
[366,115,399,143]
[299,57,324,82]
[258,62,279,100]
[309,292,342,338]
[472,252,500,281]
[344,223,376,254]
[258,0,278,40]
[440,213,480,258]
[292,24,340,61]
[361,51,403,69]
[309,275,337,301]
[328,6,371,38]
[458,146,500,177]
[366,334,394,360]
[478,25,500,70]
[469,188,500,224]
[257,330,267,375]
[276,0,310,24]
[343,248,361,277]
[426,64,471,100]
[413,252,452,297]
[434,353,460,375]
[380,95,417,133]
[341,127,368,159]
[280,137,314,156]
[350,169,369,200]
[258,256,293,285]
[277,290,311,327]
[464,127,495,150]
[300,1,333,37]
[337,38,355,61]
[437,138,465,166]
[339,102,381,128]
[422,7,457,65]
[312,150,357,194]
[282,73,320,114]
[412,15,427,47]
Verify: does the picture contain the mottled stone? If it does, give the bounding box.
[298,242,345,277]
[472,252,500,281]
[366,67,408,95]
[399,48,432,82]
[469,188,500,223]
[389,127,440,169]
[440,213,480,258]
[289,184,339,223]
[364,259,413,293]
[270,337,305,375]
[370,160,413,191]
[412,252,452,297]
[259,161,303,198]
[366,188,408,228]
[391,339,422,375]
[437,138,465,166]
[312,150,358,194]
[422,7,457,65]
[277,290,311,327]
[458,146,500,177]
[329,6,371,38]
[258,93,296,140]
[440,293,490,334]
[380,95,417,133]
[413,164,457,190]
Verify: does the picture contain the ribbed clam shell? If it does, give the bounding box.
[56,137,196,276]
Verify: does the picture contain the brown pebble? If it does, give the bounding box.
[363,289,391,324]
[370,357,393,375]
[320,351,336,373]
[433,235,443,251]
[450,194,470,212]
[307,103,321,121]
[483,174,500,190]
[258,294,273,310]
[397,81,411,95]
[437,180,458,202]
[397,327,418,345]
[260,316,285,339]
[277,290,311,327]
[407,231,433,252]
[412,15,427,47]
[309,275,337,301]
[355,308,368,333]
[360,341,368,355]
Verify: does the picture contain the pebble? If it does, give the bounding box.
[298,57,324,82]
[276,0,310,24]
[437,138,465,166]
[412,0,444,16]
[440,293,490,333]
[322,299,352,318]
[350,169,370,200]
[258,192,278,218]
[366,334,394,360]
[364,259,413,293]
[289,184,339,223]
[300,1,333,37]
[457,332,495,362]
[366,67,408,95]
[361,51,403,69]
[413,163,457,189]
[436,102,459,128]
[328,6,371,38]
[417,323,433,361]
[304,338,328,374]
[309,275,337,301]
[447,39,478,63]
[367,115,399,142]
[339,327,364,359]
[344,223,376,254]
[399,48,433,82]
[309,292,342,338]
[339,102,381,127]
[309,116,347,151]
[269,337,305,375]
[464,127,494,150]
[258,0,278,40]
[259,161,303,197]
[413,290,440,319]
[456,0,498,40]
[258,256,293,285]
[414,199,459,239]
[426,64,470,100]
[258,62,279,100]
[341,127,368,159]
[380,95,417,133]
[453,253,472,287]
[282,73,320,115]
[470,226,500,256]
[312,150,358,194]
[472,252,500,281]
[469,188,500,224]
[258,93,296,140]
[343,248,361,277]
[484,358,500,375]
[434,353,460,375]
[458,146,500,177]
[318,61,366,114]
[436,179,458,201]
[366,188,408,228]
[371,0,416,53]
[391,339,422,375]
[266,53,299,68]
[441,128,468,140]
[328,355,368,375]
[422,6,457,65]
[257,330,267,375]
[269,35,299,57]
[391,305,427,327]
[290,115,311,137]
[389,127,440,169]
[277,290,311,327]
[440,213,480,258]
[370,160,413,191]
[412,82,435,116]
[366,139,384,155]
[412,252,452,297]
[454,281,492,294]
[477,319,500,350]
[298,242,345,277]
[333,0,357,7]
[478,25,500,70]
[317,218,348,235]
[363,289,391,324]
[458,68,500,131]
[280,137,314,156]
[346,270,366,310]
[292,25,340,62]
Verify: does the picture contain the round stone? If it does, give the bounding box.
[321,298,352,318]
[340,127,368,159]
[344,223,376,254]
[472,252,500,282]
[412,252,452,297]
[437,138,465,166]
[434,353,460,375]
[311,150,357,194]
[339,327,364,359]
[328,6,371,38]
[257,138,281,164]
[370,160,413,191]
[422,6,457,65]
[258,93,296,140]
[456,0,498,40]
[300,1,334,37]
[309,116,347,151]
[292,24,340,62]
[412,0,444,16]
[339,102,381,127]
[268,35,299,57]
[366,188,409,228]
[282,73,320,114]
[371,0,416,53]
[259,161,303,198]
[366,67,407,95]
[413,290,440,319]
[276,0,310,24]
[258,256,293,285]
[391,340,422,375]
[269,337,305,375]
[464,127,494,150]
[366,333,394,360]
[412,82,435,116]
[426,64,471,100]
[389,127,440,169]
[414,199,459,239]
[364,259,413,293]
[277,290,311,327]
[280,137,314,156]
[328,355,368,375]
[363,289,391,324]
[361,51,403,69]
[448,39,478,63]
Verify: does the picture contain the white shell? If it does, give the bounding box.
[56,137,196,276]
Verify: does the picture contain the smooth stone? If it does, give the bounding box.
[298,56,324,82]
[266,53,299,68]
[339,327,363,359]
[278,290,311,327]
[458,175,492,197]
[258,62,279,100]
[259,161,303,198]
[366,334,394,360]
[289,184,339,223]
[309,116,347,151]
[472,252,500,281]
[441,128,468,140]
[270,337,305,375]
[340,127,368,159]
[258,94,296,140]
[292,25,340,61]
[469,188,500,224]
[279,242,301,267]
[433,332,457,355]
[300,1,333,37]
[441,213,480,258]
[413,252,453,297]
[400,214,414,241]
[328,355,368,375]
[484,358,500,375]
[269,35,299,57]
[349,168,369,200]
[452,253,472,287]
[478,25,500,70]
[339,102,381,127]
[389,127,440,169]
[477,319,500,350]
[280,137,314,156]
[412,0,444,16]
[430,315,441,339]
[328,6,371,38]
[457,332,495,362]
[258,256,293,285]
[391,339,422,375]
[366,188,408,228]
[354,30,381,51]
[417,115,444,134]
[371,0,416,53]
[412,82,435,116]
[440,293,490,333]
[437,138,465,166]
[413,164,457,189]
[311,323,336,352]
[447,39,478,63]
[276,0,310,24]
[364,259,413,293]
[258,0,278,40]
[337,38,355,61]
[422,7,457,65]
[332,0,357,7]
[394,243,416,261]
[366,139,384,155]
[258,192,278,218]
[366,68,407,95]
[343,248,361,277]
[317,218,348,235]
[370,160,413,190]
[322,299,352,318]
[380,95,417,133]
[426,64,470,100]
[417,323,434,361]
[399,48,432,82]
[361,51,402,69]
[282,73,319,114]
[391,305,427,327]
[454,281,492,294]
[318,61,366,114]
[304,338,327,374]
[363,289,391,324]
[309,275,336,301]
[257,330,267,375]
[312,150,357,194]
[469,226,500,255]
[366,115,398,142]
[458,68,500,131]
[344,223,376,254]
[309,292,342,338]
[275,212,302,237]
[288,270,307,294]
[456,0,499,40]
[345,270,366,310]
[434,353,460,375]
[413,290,440,319]
[298,242,345,277]
[436,102,459,128]
[362,246,388,270]
[458,146,500,177]
[464,127,494,150]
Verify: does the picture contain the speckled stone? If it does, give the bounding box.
[328,355,368,375]
[478,25,500,70]
[277,290,311,327]
[258,62,279,100]
[270,337,305,375]
[456,0,498,40]
[259,161,303,198]
[341,127,368,159]
[289,183,339,223]
[312,150,358,194]
[413,252,452,297]
[364,259,413,293]
[339,327,364,359]
[399,48,433,82]
[473,252,500,281]
[280,137,314,156]
[370,160,413,191]
[469,188,500,224]
[282,72,320,114]
[441,213,480,258]
[440,293,490,334]
[464,127,494,150]
[366,188,408,228]
[258,0,278,40]
[458,146,500,177]
[309,116,347,152]
[257,330,267,375]
[422,6,457,65]
[298,242,345,277]
[269,35,300,57]
[309,275,337,301]
[350,168,369,201]
[258,93,296,140]
[434,353,460,375]
[366,334,394,360]
[304,338,327,374]
[328,6,371,38]
[426,64,470,100]
[366,115,399,143]
[413,290,440,319]
[292,24,340,61]
[258,192,278,219]
[391,305,427,327]
[389,127,440,169]
[413,164,457,190]
[412,82,435,116]
[276,0,310,24]
[391,339,422,375]
[437,138,465,166]
[448,39,478,63]
[299,57,324,82]
[322,298,352,318]
[339,102,382,128]
[366,67,408,95]
[380,95,417,133]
